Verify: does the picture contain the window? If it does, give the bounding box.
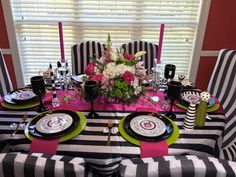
[10,0,201,85]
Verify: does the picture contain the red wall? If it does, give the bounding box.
[195,0,236,90]
[0,1,17,89]
[1,0,236,90]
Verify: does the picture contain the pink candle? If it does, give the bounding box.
[157,24,165,64]
[58,22,65,63]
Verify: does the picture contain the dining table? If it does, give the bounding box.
[0,88,226,175]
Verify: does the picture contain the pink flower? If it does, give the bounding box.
[123,53,134,61]
[85,62,95,75]
[122,71,135,84]
[90,73,104,83]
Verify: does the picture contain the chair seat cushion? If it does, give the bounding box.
[0,152,85,177]
[119,155,236,177]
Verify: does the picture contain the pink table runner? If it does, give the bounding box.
[45,90,185,113]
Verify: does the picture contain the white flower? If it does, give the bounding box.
[103,63,135,79]
[134,51,146,58]
[110,52,118,61]
[134,86,142,95]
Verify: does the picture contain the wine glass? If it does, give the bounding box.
[165,81,182,120]
[84,80,99,118]
[164,64,176,82]
[30,76,47,112]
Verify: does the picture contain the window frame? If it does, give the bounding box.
[2,0,213,88]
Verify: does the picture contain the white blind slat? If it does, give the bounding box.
[11,0,201,84]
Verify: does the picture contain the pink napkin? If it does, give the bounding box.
[140,140,168,158]
[136,107,169,158]
[29,138,59,155]
[0,98,4,110]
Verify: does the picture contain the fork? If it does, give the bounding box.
[11,113,28,137]
[107,120,113,145]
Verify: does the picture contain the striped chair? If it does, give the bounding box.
[207,49,236,161]
[119,155,236,177]
[120,41,158,74]
[71,41,105,75]
[0,152,85,177]
[0,50,13,97]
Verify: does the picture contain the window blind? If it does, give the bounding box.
[10,0,201,84]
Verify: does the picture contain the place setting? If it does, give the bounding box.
[175,89,220,113]
[1,88,40,110]
[24,110,87,142]
[0,76,51,111]
[118,111,179,146]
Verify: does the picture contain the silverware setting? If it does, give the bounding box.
[11,113,28,137]
[107,120,113,146]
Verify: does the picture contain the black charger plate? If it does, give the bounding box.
[28,110,80,139]
[123,112,174,142]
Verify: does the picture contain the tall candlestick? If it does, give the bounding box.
[157,24,165,64]
[58,22,65,63]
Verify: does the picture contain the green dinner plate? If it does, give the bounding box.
[175,102,220,112]
[1,101,40,110]
[118,114,179,146]
[24,111,86,142]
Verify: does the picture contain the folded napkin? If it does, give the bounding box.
[0,98,4,110]
[29,138,59,155]
[140,140,168,158]
[136,107,169,158]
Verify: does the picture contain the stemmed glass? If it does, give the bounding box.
[30,76,47,112]
[164,64,176,82]
[84,80,99,118]
[165,81,182,120]
[161,64,176,110]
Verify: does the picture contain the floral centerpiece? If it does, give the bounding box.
[83,34,147,105]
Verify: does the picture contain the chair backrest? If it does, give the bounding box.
[0,50,13,97]
[71,41,105,75]
[0,152,85,177]
[119,155,236,177]
[207,49,236,161]
[120,41,158,74]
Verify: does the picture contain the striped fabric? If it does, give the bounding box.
[0,50,13,97]
[0,110,226,175]
[71,41,105,75]
[120,41,158,74]
[119,155,236,177]
[0,152,85,177]
[207,49,236,161]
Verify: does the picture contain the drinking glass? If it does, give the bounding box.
[164,64,176,82]
[84,80,99,118]
[165,81,182,120]
[30,76,47,112]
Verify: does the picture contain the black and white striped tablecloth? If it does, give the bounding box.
[0,110,226,175]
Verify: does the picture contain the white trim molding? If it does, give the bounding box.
[189,0,212,82]
[200,50,219,57]
[1,0,24,88]
[0,49,11,55]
